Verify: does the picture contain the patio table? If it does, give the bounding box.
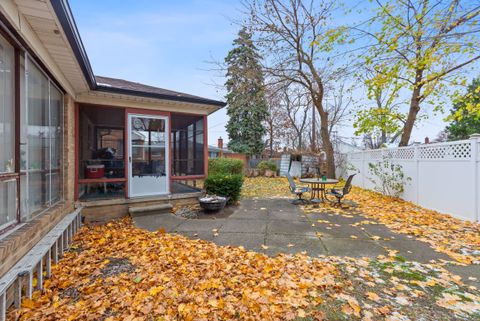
[299,178,339,203]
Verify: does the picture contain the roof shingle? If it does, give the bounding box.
[95,76,226,107]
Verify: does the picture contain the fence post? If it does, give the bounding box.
[361,151,366,188]
[471,133,480,222]
[414,143,420,205]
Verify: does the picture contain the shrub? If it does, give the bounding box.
[208,158,244,175]
[257,160,277,173]
[204,174,244,204]
[368,157,411,197]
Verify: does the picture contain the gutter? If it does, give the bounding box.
[50,0,226,108]
[50,0,96,89]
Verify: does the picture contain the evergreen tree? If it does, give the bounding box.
[224,27,268,155]
[446,78,480,141]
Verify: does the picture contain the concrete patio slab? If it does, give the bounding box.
[133,213,184,232]
[173,219,225,232]
[265,234,327,257]
[313,224,370,239]
[268,209,308,221]
[132,197,479,292]
[321,238,387,258]
[304,211,368,225]
[359,222,409,240]
[212,232,265,252]
[229,209,269,220]
[219,219,268,234]
[267,220,316,236]
[444,264,480,287]
[132,199,460,264]
[377,238,451,263]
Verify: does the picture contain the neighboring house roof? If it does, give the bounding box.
[334,139,364,154]
[208,145,233,154]
[50,0,226,108]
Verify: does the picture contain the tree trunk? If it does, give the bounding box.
[311,104,316,151]
[399,86,422,146]
[320,118,336,178]
[269,124,274,157]
[315,103,335,178]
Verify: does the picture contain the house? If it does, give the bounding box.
[0,0,224,288]
[208,137,233,158]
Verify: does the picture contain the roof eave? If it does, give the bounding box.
[50,0,96,90]
[95,85,226,108]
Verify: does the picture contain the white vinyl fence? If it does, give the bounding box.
[344,134,480,222]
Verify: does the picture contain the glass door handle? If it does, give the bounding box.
[129,156,132,163]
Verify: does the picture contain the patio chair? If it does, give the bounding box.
[327,174,356,206]
[287,173,310,205]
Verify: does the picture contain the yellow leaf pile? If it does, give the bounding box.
[347,187,480,265]
[241,177,291,199]
[10,219,338,321]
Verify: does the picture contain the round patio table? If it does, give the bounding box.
[299,178,339,203]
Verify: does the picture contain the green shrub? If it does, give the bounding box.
[204,174,244,204]
[208,158,244,175]
[257,160,277,173]
[368,157,411,197]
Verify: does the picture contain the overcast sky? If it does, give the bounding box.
[70,0,461,147]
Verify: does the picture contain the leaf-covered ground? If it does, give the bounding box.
[8,219,480,320]
[242,177,480,265]
[7,177,480,320]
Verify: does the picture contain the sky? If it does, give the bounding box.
[69,0,455,147]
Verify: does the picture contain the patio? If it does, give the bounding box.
[134,197,480,288]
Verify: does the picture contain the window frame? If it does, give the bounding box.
[21,54,65,220]
[170,114,208,180]
[0,29,21,233]
[0,20,66,234]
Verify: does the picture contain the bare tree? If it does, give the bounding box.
[243,0,347,178]
[325,83,353,136]
[281,84,310,151]
[265,86,289,156]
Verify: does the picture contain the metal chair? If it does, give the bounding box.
[287,173,310,204]
[327,174,356,206]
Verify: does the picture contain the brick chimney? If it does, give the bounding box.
[424,136,430,144]
[218,137,223,149]
[218,137,224,158]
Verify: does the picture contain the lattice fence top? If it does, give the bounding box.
[418,142,471,159]
[384,148,415,159]
[347,139,474,161]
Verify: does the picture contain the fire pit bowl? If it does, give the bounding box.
[199,195,229,212]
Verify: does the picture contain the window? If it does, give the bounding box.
[20,57,64,220]
[78,105,126,200]
[0,33,16,230]
[171,114,205,176]
[0,34,14,175]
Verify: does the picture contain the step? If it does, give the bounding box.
[128,203,173,216]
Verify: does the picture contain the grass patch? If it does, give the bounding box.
[391,269,427,281]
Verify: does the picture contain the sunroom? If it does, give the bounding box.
[73,77,223,221]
